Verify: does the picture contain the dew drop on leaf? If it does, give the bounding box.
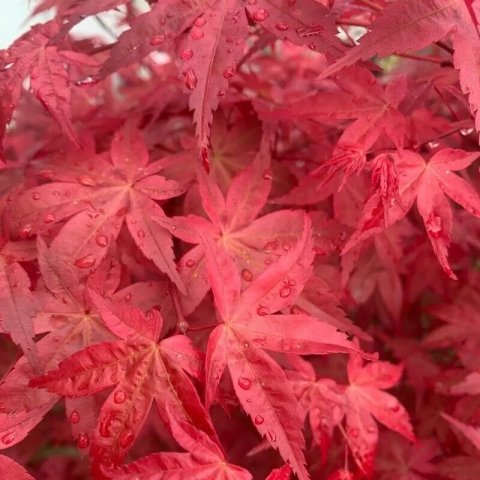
[124,293,132,302]
[19,224,33,238]
[223,67,235,79]
[43,213,56,224]
[77,433,90,448]
[275,22,289,31]
[180,48,193,61]
[279,286,291,298]
[241,269,253,281]
[460,127,474,136]
[95,234,109,247]
[137,229,146,239]
[185,259,196,267]
[74,254,97,269]
[238,377,252,390]
[114,390,127,404]
[194,16,206,27]
[349,428,359,438]
[190,28,204,40]
[69,410,80,424]
[252,8,269,21]
[254,415,264,425]
[38,169,54,180]
[262,169,273,180]
[150,34,166,46]
[1,432,16,445]
[256,306,269,316]
[32,192,40,200]
[78,175,96,186]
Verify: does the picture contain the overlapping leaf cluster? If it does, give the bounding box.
[2,0,480,479]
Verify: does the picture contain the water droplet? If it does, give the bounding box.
[254,415,264,425]
[19,224,32,238]
[180,48,193,60]
[74,254,96,269]
[238,377,252,390]
[241,269,253,281]
[70,410,80,424]
[460,127,474,136]
[43,213,56,224]
[32,192,40,200]
[287,279,296,286]
[74,76,100,87]
[349,428,359,438]
[95,235,109,247]
[184,69,197,90]
[256,306,269,316]
[185,259,196,268]
[114,390,127,404]
[307,42,316,50]
[252,8,269,22]
[77,432,90,448]
[78,175,96,186]
[38,169,54,180]
[275,22,289,31]
[366,426,376,434]
[279,286,291,298]
[427,140,439,150]
[137,229,145,239]
[262,169,273,180]
[1,432,16,445]
[124,293,132,302]
[118,429,135,448]
[389,400,400,412]
[190,28,204,40]
[267,430,276,442]
[218,88,226,96]
[194,16,206,27]
[150,34,166,45]
[223,67,235,79]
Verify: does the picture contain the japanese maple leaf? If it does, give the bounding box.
[266,464,292,480]
[319,0,480,142]
[375,434,440,480]
[0,257,38,371]
[343,355,415,475]
[0,21,98,158]
[29,296,215,474]
[95,0,341,167]
[165,140,304,314]
[287,355,346,465]
[0,246,119,450]
[442,412,480,451]
[0,454,35,480]
[201,215,375,479]
[264,67,406,189]
[12,123,186,290]
[115,412,251,480]
[423,288,480,369]
[344,149,480,279]
[342,229,404,324]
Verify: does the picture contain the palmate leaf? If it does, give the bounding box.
[29,297,215,474]
[319,0,480,142]
[12,122,186,291]
[202,215,374,480]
